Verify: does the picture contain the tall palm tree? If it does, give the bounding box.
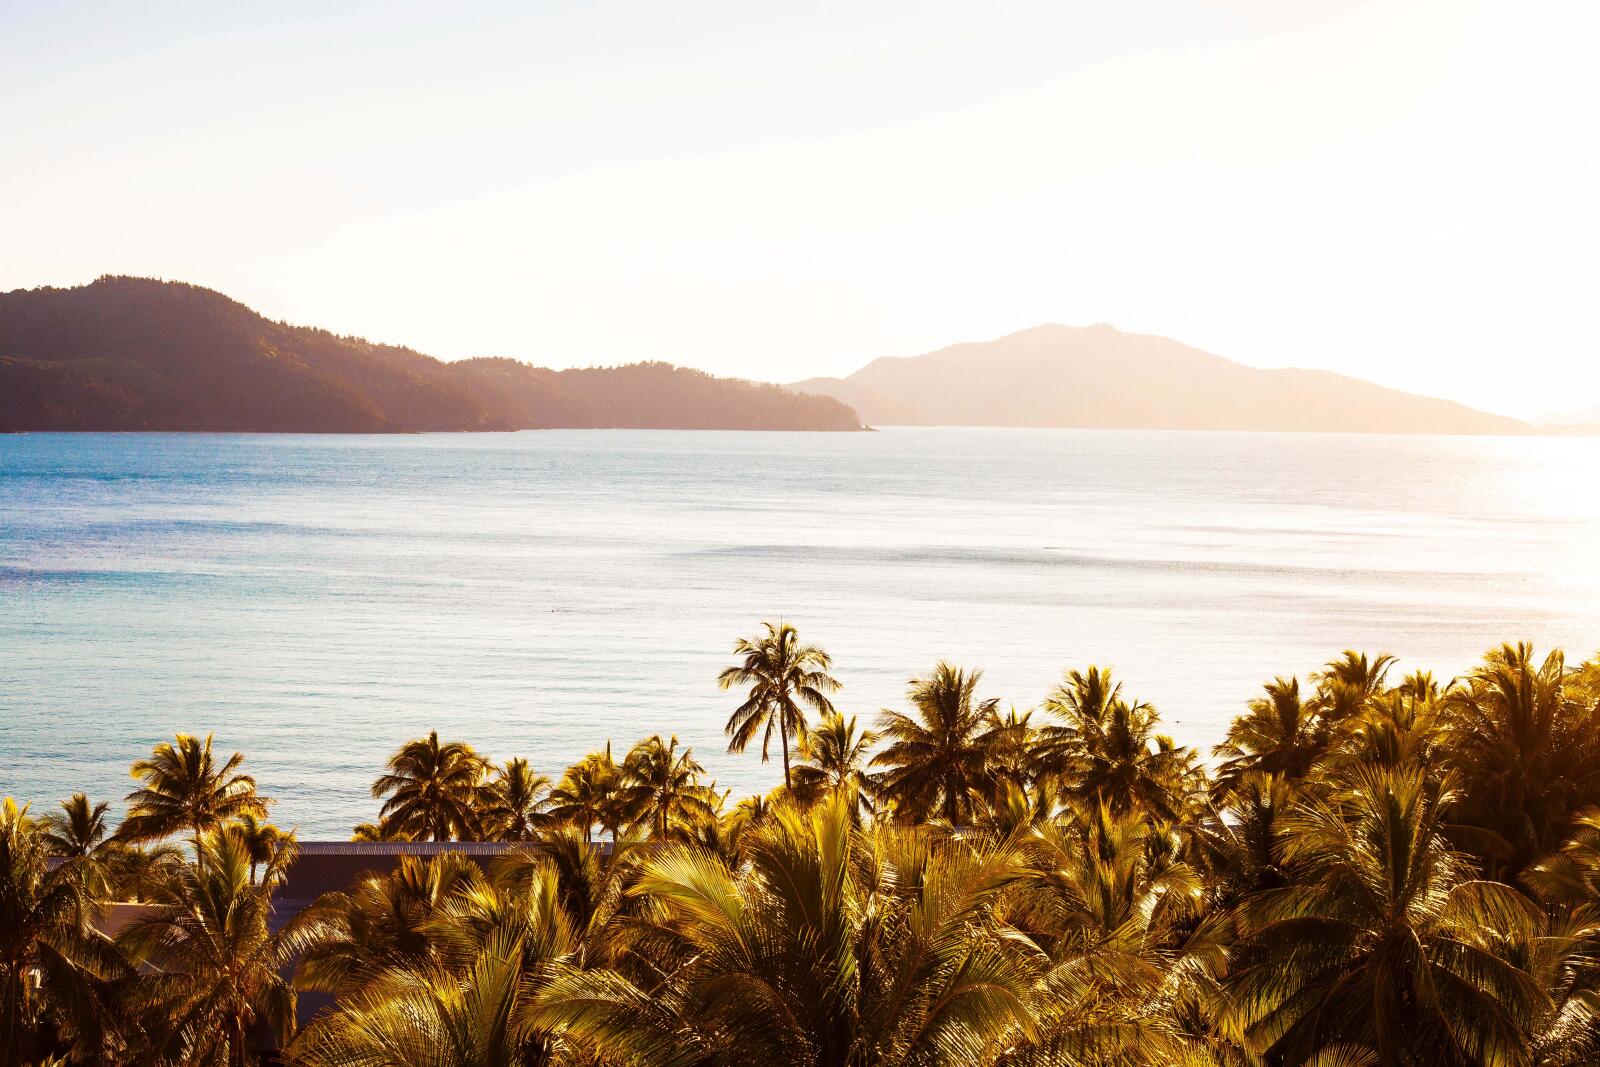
[719,621,840,790]
[1,798,128,1066]
[872,662,998,824]
[546,746,624,845]
[372,730,487,842]
[537,790,1038,1067]
[1227,764,1543,1064]
[118,733,268,863]
[120,832,306,1066]
[1213,676,1330,793]
[482,758,552,842]
[618,735,718,841]
[1038,666,1193,822]
[790,710,879,812]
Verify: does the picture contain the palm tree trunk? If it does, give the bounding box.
[781,715,792,791]
[2,969,21,1067]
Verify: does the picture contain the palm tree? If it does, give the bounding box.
[220,812,286,885]
[482,757,552,842]
[297,845,617,1067]
[1,798,128,1066]
[1003,805,1215,1066]
[790,710,879,812]
[371,730,487,842]
[119,733,268,863]
[40,794,111,861]
[1315,650,1398,699]
[1441,643,1600,877]
[1038,666,1193,822]
[294,932,545,1067]
[872,662,998,824]
[618,735,718,841]
[537,790,1038,1067]
[294,852,486,998]
[119,831,305,1066]
[1306,651,1398,735]
[1213,676,1330,793]
[1186,770,1296,907]
[41,794,121,900]
[546,746,624,845]
[1227,764,1542,1064]
[719,621,841,790]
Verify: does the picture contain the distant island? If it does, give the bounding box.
[3,279,1558,436]
[793,323,1530,434]
[0,277,865,433]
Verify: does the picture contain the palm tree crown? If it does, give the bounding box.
[719,621,840,789]
[790,710,880,812]
[371,730,487,842]
[120,733,268,860]
[873,662,998,824]
[619,734,718,840]
[482,757,552,842]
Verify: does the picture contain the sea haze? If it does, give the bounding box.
[3,428,1598,835]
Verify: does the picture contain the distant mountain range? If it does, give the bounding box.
[793,324,1529,434]
[1,280,1555,436]
[0,277,863,432]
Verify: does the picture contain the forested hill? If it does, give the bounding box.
[0,277,864,432]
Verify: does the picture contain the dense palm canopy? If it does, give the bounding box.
[1229,766,1543,1064]
[540,790,1037,1067]
[13,636,1600,1067]
[1440,643,1600,877]
[719,620,841,789]
[1,799,127,1065]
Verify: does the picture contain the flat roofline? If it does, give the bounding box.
[291,841,519,856]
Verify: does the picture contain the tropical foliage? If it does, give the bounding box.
[8,627,1600,1067]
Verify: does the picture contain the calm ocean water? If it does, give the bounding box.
[3,429,1599,835]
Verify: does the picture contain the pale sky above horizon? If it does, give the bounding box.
[3,1,1597,421]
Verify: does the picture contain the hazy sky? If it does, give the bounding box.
[4,1,1596,420]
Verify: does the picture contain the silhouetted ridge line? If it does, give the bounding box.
[0,276,864,432]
